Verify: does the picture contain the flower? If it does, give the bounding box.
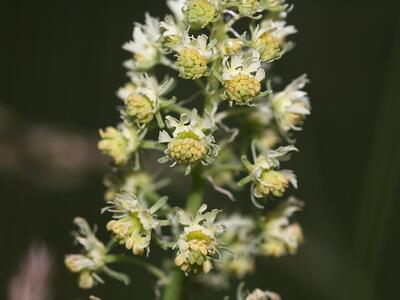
[104,193,167,255]
[259,197,304,257]
[251,20,297,62]
[123,14,161,71]
[64,218,107,289]
[220,38,244,56]
[174,204,225,274]
[103,171,158,202]
[174,31,216,79]
[246,288,281,300]
[238,145,297,204]
[124,74,175,125]
[271,74,310,132]
[260,0,289,12]
[218,215,256,278]
[167,0,186,21]
[158,109,219,174]
[255,128,282,151]
[117,82,136,101]
[185,0,218,29]
[98,124,141,165]
[222,50,266,105]
[160,15,183,49]
[237,0,265,17]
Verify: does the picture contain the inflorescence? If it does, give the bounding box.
[66,0,311,299]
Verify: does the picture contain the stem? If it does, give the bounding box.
[162,166,205,300]
[161,268,185,300]
[186,165,205,214]
[106,254,167,282]
[204,18,226,113]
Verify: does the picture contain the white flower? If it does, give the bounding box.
[104,193,167,255]
[236,0,265,17]
[65,218,128,289]
[98,124,142,165]
[123,13,161,71]
[184,0,219,29]
[174,204,225,274]
[271,74,310,132]
[261,0,289,12]
[246,288,281,300]
[167,0,186,21]
[222,50,265,81]
[217,214,256,278]
[174,31,216,79]
[239,145,298,205]
[251,20,296,62]
[222,50,266,104]
[124,74,175,125]
[103,170,167,202]
[259,197,304,257]
[117,82,136,101]
[160,15,184,49]
[158,109,219,174]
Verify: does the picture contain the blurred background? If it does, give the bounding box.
[1,0,399,299]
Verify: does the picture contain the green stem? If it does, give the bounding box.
[186,165,205,214]
[162,166,205,300]
[161,268,185,300]
[106,254,167,282]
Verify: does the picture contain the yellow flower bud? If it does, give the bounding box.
[261,239,286,257]
[257,32,282,61]
[176,48,208,79]
[224,74,261,104]
[225,256,255,278]
[221,38,243,56]
[168,137,207,164]
[125,93,154,124]
[162,34,182,49]
[239,0,259,16]
[256,129,281,150]
[65,255,92,273]
[98,126,139,165]
[133,52,158,70]
[78,271,94,289]
[186,0,217,30]
[255,170,289,197]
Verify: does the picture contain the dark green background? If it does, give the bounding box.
[1,0,400,299]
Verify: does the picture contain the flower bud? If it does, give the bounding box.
[176,48,208,79]
[254,169,290,197]
[186,0,217,29]
[168,137,207,164]
[65,254,94,273]
[98,125,140,165]
[246,289,281,300]
[239,0,260,16]
[224,74,261,104]
[78,271,95,289]
[175,205,224,274]
[125,93,154,124]
[257,32,282,61]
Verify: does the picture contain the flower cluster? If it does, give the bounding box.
[175,204,225,274]
[222,50,266,105]
[67,0,312,299]
[259,197,304,257]
[104,193,167,255]
[65,218,128,289]
[217,215,256,278]
[159,109,219,174]
[239,145,298,207]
